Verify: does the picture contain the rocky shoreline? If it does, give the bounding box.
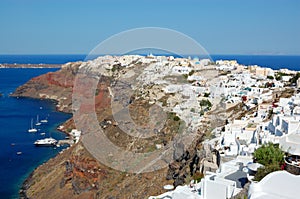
[11,62,78,198]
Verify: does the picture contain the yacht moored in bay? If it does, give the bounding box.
[28,118,37,133]
[34,137,57,146]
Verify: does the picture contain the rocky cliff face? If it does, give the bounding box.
[12,62,81,113]
[14,57,224,199]
[21,142,171,199]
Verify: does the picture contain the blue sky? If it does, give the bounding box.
[0,0,299,55]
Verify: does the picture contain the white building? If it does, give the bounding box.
[70,129,81,143]
[279,133,300,155]
[219,120,258,156]
[149,157,252,199]
[248,171,300,199]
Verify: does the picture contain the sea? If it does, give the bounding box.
[0,68,71,198]
[0,54,299,198]
[0,54,300,71]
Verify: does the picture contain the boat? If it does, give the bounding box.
[16,151,22,155]
[28,119,38,133]
[40,119,48,123]
[34,137,57,146]
[35,115,41,126]
[40,132,46,136]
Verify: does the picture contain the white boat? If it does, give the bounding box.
[28,119,38,133]
[16,151,22,155]
[40,132,46,136]
[34,137,57,146]
[40,118,48,123]
[35,115,41,126]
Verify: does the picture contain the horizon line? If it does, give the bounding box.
[1,53,300,56]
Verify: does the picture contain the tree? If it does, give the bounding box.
[289,72,300,85]
[253,143,284,181]
[199,99,212,111]
[254,143,284,166]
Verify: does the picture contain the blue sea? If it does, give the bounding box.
[0,68,71,198]
[211,55,300,71]
[0,54,299,71]
[0,54,299,198]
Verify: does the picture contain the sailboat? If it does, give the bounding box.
[40,117,48,123]
[35,115,41,126]
[28,118,38,133]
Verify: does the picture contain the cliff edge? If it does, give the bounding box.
[14,56,223,199]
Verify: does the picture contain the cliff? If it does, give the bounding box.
[14,57,226,199]
[11,62,81,113]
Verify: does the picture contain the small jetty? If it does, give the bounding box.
[57,139,74,146]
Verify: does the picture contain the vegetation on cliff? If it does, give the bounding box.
[253,143,284,181]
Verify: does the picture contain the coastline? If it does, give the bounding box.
[16,96,73,199]
[8,67,76,198]
[0,67,74,198]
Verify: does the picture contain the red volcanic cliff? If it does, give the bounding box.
[12,62,81,113]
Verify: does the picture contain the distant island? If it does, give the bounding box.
[0,63,61,68]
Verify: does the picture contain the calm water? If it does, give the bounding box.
[211,55,300,71]
[0,68,71,198]
[0,55,86,64]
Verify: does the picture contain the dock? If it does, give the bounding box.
[57,139,74,146]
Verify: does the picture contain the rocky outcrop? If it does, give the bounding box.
[11,62,81,113]
[166,140,220,187]
[21,142,172,199]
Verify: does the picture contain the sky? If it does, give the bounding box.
[0,0,299,55]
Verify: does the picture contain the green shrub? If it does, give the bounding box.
[183,74,188,79]
[254,164,281,181]
[253,143,284,181]
[173,116,180,121]
[199,99,212,109]
[193,172,204,182]
[204,92,210,97]
[188,70,195,76]
[254,143,284,166]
